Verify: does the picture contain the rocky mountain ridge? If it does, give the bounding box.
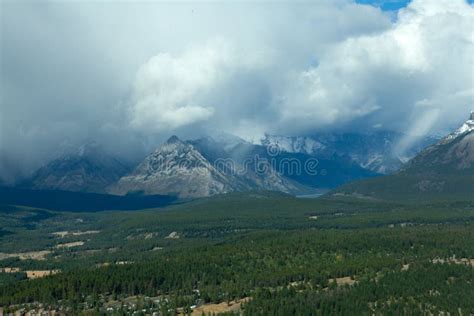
[110,136,303,198]
[16,125,448,198]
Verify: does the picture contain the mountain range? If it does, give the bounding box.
[262,131,436,174]
[109,135,376,198]
[12,124,458,198]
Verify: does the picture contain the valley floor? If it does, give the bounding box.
[0,192,474,315]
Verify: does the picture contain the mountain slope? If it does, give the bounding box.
[110,136,237,198]
[222,142,377,190]
[190,137,311,193]
[23,142,130,194]
[112,136,305,198]
[331,113,474,201]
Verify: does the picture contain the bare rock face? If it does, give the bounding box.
[110,136,302,198]
[110,136,234,198]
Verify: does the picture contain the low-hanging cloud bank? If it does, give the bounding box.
[1,0,473,182]
[129,0,473,143]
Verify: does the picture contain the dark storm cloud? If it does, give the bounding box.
[0,0,472,182]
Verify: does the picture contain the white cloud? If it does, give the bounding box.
[1,0,473,179]
[129,42,220,132]
[128,39,269,133]
[275,0,474,136]
[126,0,473,144]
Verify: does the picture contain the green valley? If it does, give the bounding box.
[1,192,473,314]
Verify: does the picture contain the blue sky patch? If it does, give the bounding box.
[357,0,473,11]
[355,0,411,11]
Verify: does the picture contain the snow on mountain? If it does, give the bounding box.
[20,127,444,197]
[261,131,436,174]
[402,111,474,172]
[444,111,474,143]
[261,135,325,156]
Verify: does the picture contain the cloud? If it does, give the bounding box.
[1,0,473,181]
[128,39,267,132]
[129,47,218,132]
[125,0,473,142]
[124,1,392,139]
[274,0,474,137]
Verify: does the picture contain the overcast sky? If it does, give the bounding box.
[1,0,473,182]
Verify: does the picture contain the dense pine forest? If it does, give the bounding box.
[1,192,474,314]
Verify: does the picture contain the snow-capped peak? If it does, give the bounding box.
[261,134,325,155]
[445,111,474,141]
[154,135,190,155]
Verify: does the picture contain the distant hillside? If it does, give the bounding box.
[22,142,130,194]
[330,113,474,201]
